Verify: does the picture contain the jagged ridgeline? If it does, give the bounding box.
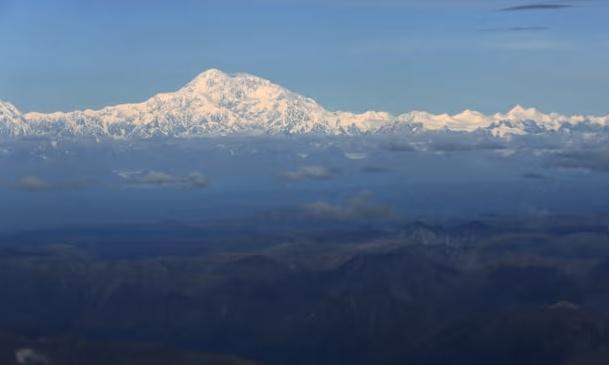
[1,69,609,139]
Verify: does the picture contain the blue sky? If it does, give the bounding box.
[0,0,608,115]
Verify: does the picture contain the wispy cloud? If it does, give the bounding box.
[344,152,368,160]
[479,26,550,33]
[500,4,573,11]
[17,176,51,191]
[384,141,416,152]
[522,172,548,179]
[480,23,575,51]
[13,176,92,192]
[15,348,50,365]
[281,165,339,182]
[116,170,208,188]
[553,150,609,173]
[427,140,507,152]
[304,192,396,221]
[488,38,573,50]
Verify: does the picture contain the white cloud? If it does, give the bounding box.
[17,176,51,191]
[281,165,338,182]
[305,192,396,220]
[13,176,92,192]
[116,170,209,188]
[344,152,368,160]
[15,348,49,365]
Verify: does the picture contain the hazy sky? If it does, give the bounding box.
[0,0,608,115]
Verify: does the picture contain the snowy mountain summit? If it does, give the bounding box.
[1,69,608,139]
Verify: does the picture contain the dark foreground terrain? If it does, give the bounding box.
[1,215,609,364]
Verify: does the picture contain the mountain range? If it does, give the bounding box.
[2,69,608,139]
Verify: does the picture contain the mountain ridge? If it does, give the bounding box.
[2,69,608,139]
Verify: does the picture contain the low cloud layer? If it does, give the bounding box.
[554,150,609,173]
[384,141,416,152]
[428,140,507,152]
[14,176,92,192]
[304,192,395,221]
[281,165,339,182]
[117,170,208,188]
[17,176,51,191]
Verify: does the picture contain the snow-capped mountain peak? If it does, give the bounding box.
[181,69,265,96]
[1,69,608,139]
[504,105,545,121]
[0,100,20,115]
[0,100,30,137]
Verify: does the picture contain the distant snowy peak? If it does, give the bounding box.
[0,101,30,137]
[21,69,390,138]
[2,69,609,139]
[396,110,490,132]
